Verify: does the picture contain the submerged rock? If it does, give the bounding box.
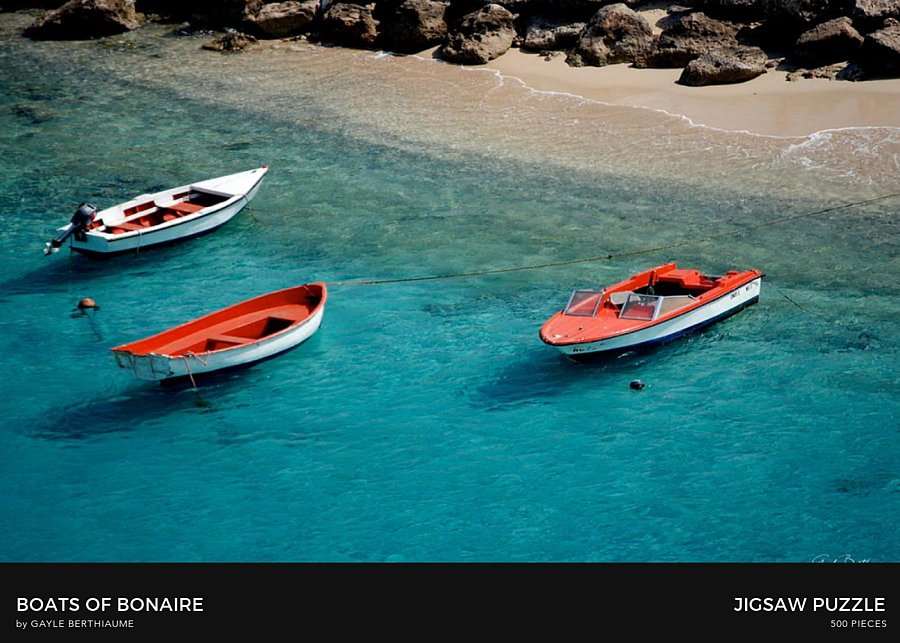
[566,3,654,67]
[244,1,317,38]
[24,0,141,40]
[641,11,738,68]
[439,4,515,64]
[794,16,863,66]
[201,30,258,52]
[521,16,584,52]
[320,2,380,48]
[678,45,767,85]
[380,0,448,53]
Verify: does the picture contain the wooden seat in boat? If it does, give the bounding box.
[168,202,205,215]
[156,305,311,356]
[114,222,149,232]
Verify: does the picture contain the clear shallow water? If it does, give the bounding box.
[0,16,898,561]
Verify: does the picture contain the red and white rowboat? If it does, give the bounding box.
[45,167,268,256]
[112,283,327,382]
[540,263,762,358]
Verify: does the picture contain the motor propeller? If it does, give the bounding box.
[44,203,97,255]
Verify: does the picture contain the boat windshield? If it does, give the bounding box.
[619,293,661,321]
[564,289,604,317]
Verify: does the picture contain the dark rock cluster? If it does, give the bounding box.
[8,0,900,84]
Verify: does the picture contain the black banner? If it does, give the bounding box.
[2,564,896,636]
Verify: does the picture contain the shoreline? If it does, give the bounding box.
[479,49,900,138]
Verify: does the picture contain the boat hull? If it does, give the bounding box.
[114,303,324,382]
[554,277,762,358]
[68,171,265,256]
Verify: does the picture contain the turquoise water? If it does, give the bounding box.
[1,17,898,561]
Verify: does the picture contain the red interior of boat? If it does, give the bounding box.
[98,190,229,235]
[112,284,327,357]
[540,263,761,346]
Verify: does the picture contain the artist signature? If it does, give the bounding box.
[812,554,871,563]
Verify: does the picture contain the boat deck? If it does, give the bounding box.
[148,305,312,357]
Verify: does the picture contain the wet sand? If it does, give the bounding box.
[485,49,900,138]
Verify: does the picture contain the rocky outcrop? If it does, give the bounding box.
[2,1,66,9]
[439,4,515,64]
[469,0,639,22]
[762,0,843,27]
[521,16,585,52]
[320,3,380,48]
[191,1,263,28]
[380,0,448,52]
[849,0,900,28]
[566,3,654,67]
[786,61,865,80]
[24,0,140,40]
[678,45,767,84]
[859,23,900,76]
[641,12,738,68]
[700,0,765,18]
[243,1,317,38]
[794,16,863,65]
[201,30,258,52]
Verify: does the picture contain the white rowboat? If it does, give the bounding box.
[45,167,268,256]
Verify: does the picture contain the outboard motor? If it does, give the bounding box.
[44,203,97,255]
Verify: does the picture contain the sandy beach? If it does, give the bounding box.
[484,48,900,138]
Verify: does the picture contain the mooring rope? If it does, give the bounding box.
[328,192,900,287]
[181,352,208,390]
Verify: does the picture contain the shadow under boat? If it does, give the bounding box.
[26,362,282,442]
[473,323,735,411]
[0,238,208,298]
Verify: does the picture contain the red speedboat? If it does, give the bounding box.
[540,263,762,358]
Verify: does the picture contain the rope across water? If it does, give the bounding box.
[327,192,900,287]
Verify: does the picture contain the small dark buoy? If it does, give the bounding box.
[629,379,645,391]
[77,297,98,311]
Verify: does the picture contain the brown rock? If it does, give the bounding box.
[762,0,843,27]
[380,0,448,53]
[521,16,585,52]
[641,12,738,68]
[244,1,317,38]
[320,2,379,49]
[439,4,515,64]
[678,46,767,85]
[701,0,765,18]
[2,1,66,8]
[849,0,900,27]
[785,61,865,80]
[320,3,380,48]
[859,23,900,76]
[24,0,140,40]
[794,16,863,65]
[191,1,263,28]
[566,3,654,67]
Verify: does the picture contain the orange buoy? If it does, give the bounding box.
[77,297,98,310]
